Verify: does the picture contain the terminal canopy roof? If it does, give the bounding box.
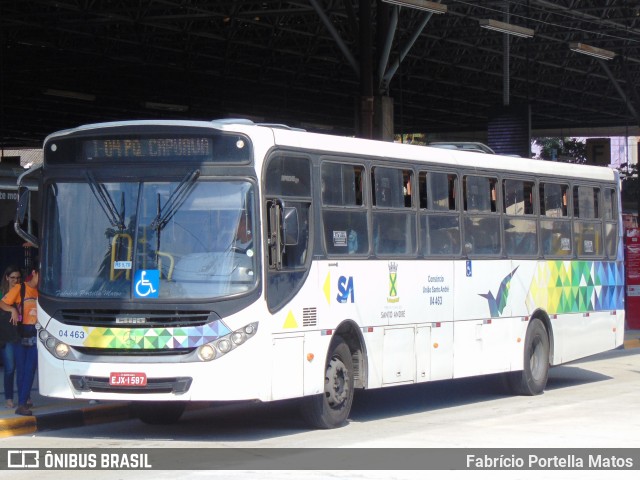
[1,1,639,148]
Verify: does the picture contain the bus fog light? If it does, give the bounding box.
[45,337,57,349]
[55,343,70,358]
[217,339,231,353]
[199,344,216,361]
[231,331,245,345]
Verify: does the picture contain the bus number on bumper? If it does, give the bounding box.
[109,372,147,386]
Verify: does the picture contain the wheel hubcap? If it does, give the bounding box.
[325,356,350,407]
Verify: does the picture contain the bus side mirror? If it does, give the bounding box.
[17,186,30,224]
[282,207,299,246]
[15,185,39,248]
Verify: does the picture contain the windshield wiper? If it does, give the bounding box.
[150,169,200,232]
[86,172,125,230]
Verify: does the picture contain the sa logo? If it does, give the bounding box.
[336,276,355,304]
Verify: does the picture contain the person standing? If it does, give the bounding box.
[0,266,38,416]
[0,266,21,408]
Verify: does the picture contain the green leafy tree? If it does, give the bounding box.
[533,137,587,164]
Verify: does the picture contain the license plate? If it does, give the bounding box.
[109,372,147,387]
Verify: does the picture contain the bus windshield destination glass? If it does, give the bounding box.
[17,119,625,429]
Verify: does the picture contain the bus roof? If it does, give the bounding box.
[43,119,617,183]
[264,125,617,183]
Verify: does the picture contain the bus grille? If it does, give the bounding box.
[73,347,195,357]
[59,309,211,327]
[70,375,192,394]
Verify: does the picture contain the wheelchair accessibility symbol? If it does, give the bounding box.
[134,270,160,298]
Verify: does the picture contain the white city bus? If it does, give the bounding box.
[16,119,625,428]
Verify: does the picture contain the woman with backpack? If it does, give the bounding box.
[0,265,39,416]
[0,265,22,408]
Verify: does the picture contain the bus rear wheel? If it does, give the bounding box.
[300,338,354,429]
[508,318,550,396]
[133,401,187,425]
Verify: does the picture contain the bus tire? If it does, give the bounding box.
[508,318,550,396]
[300,338,354,429]
[133,401,187,425]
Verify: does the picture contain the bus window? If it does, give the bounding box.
[321,163,364,206]
[463,175,497,213]
[420,171,457,211]
[463,175,500,256]
[265,155,312,311]
[463,216,501,255]
[603,188,615,220]
[539,183,568,217]
[265,155,311,197]
[321,161,368,256]
[574,185,599,219]
[419,171,460,256]
[503,179,537,256]
[573,185,602,257]
[372,167,408,208]
[541,219,572,257]
[373,212,415,255]
[603,188,618,258]
[323,210,369,255]
[540,182,571,257]
[503,179,534,215]
[504,218,538,256]
[422,215,461,256]
[372,167,415,256]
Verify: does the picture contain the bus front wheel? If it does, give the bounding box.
[133,401,187,425]
[300,338,354,429]
[508,318,550,396]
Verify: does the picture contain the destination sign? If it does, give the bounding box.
[83,137,212,161]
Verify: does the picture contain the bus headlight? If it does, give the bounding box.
[45,337,57,349]
[198,344,216,361]
[231,331,245,345]
[217,339,232,353]
[201,321,258,360]
[55,343,70,358]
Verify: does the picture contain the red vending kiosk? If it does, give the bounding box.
[626,227,640,329]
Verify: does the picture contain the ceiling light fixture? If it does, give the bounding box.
[479,19,534,38]
[43,89,96,102]
[569,42,615,60]
[144,101,189,112]
[381,0,447,14]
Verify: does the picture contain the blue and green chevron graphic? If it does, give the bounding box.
[526,261,624,314]
[81,320,232,349]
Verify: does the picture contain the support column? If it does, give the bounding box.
[358,0,374,139]
[374,96,395,141]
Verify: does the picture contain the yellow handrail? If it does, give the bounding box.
[157,251,175,281]
[110,233,132,280]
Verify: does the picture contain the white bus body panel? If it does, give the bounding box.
[34,122,624,404]
[37,254,624,401]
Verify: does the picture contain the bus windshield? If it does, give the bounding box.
[42,178,257,300]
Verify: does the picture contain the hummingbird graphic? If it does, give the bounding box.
[479,266,519,317]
